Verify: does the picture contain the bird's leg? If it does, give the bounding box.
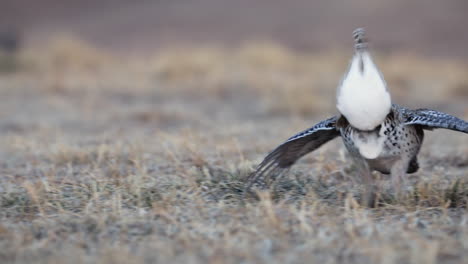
[354,158,375,207]
[390,159,409,201]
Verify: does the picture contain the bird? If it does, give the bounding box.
[245,28,468,199]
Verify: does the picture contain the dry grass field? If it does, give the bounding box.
[0,38,467,263]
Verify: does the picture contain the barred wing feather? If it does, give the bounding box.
[245,116,340,190]
[402,108,468,133]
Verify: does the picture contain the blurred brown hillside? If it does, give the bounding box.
[1,0,468,58]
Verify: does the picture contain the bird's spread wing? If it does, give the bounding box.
[245,116,340,191]
[402,108,468,133]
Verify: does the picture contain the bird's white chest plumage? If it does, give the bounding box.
[336,52,391,131]
[352,127,386,159]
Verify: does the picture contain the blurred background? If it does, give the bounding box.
[0,0,466,149]
[2,0,468,57]
[0,0,467,152]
